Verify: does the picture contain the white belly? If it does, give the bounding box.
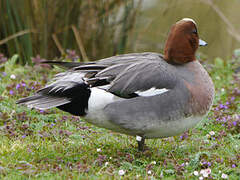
[143,116,203,138]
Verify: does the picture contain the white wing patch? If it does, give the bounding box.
[136,87,169,97]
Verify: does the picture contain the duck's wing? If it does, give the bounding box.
[17,52,177,114]
[85,54,178,98]
[103,61,177,98]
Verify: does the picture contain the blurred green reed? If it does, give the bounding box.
[0,0,141,64]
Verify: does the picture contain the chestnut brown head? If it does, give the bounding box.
[164,18,207,65]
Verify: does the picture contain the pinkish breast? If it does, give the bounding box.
[184,62,215,116]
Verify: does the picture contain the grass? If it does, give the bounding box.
[0,54,239,179]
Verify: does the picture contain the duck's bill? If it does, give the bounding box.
[199,39,207,46]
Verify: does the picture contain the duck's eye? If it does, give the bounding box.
[192,29,198,34]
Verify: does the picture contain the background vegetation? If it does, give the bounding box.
[136,0,240,60]
[1,0,240,62]
[0,0,141,64]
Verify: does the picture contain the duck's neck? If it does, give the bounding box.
[164,52,196,65]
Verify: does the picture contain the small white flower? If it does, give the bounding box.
[205,168,211,174]
[221,88,225,92]
[200,168,211,178]
[105,162,109,166]
[10,74,16,79]
[185,162,189,166]
[109,157,112,159]
[118,169,125,176]
[147,170,152,175]
[221,173,228,179]
[200,170,208,177]
[203,172,209,177]
[136,136,142,141]
[199,176,203,180]
[233,114,239,120]
[151,161,156,165]
[193,171,199,176]
[209,131,215,136]
[97,148,101,152]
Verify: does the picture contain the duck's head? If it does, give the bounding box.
[164,18,207,65]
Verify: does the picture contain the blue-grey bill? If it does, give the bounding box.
[199,39,207,46]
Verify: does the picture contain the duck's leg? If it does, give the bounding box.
[136,136,145,151]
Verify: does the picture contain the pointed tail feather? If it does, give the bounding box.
[16,95,70,110]
[42,61,84,69]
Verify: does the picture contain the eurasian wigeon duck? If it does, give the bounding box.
[17,18,214,151]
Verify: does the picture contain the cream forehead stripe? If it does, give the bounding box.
[179,18,196,25]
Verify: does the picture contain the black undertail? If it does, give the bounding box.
[17,82,91,117]
[57,83,91,116]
